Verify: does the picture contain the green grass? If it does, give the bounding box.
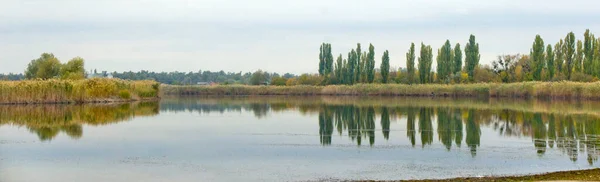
[161,81,600,99]
[0,78,160,104]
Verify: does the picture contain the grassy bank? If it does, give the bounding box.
[161,81,600,99]
[0,78,160,104]
[378,168,600,182]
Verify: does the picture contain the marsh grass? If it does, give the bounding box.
[161,81,600,100]
[0,78,160,104]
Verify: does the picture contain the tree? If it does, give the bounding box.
[465,35,480,81]
[575,40,583,73]
[594,38,600,77]
[583,29,595,75]
[347,49,356,84]
[418,43,433,84]
[334,54,344,84]
[355,44,362,83]
[436,40,453,82]
[366,44,376,83]
[530,35,545,81]
[555,40,564,75]
[250,70,267,85]
[406,43,416,84]
[318,43,333,75]
[25,53,61,80]
[60,57,85,80]
[546,44,555,79]
[564,32,576,80]
[453,43,462,74]
[380,50,390,83]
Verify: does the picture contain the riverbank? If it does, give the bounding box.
[379,168,600,182]
[0,78,160,104]
[161,81,600,100]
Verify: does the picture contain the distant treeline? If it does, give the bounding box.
[110,70,298,85]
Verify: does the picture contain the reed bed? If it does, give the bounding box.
[0,78,160,104]
[161,81,600,100]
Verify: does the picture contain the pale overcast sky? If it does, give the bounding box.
[1,0,600,74]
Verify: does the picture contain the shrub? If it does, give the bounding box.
[118,89,131,99]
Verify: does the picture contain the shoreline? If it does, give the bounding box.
[360,168,600,182]
[161,81,600,100]
[0,97,160,105]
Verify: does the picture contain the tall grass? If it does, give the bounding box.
[0,78,160,104]
[161,81,600,100]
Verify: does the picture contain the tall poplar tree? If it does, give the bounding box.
[530,35,545,81]
[318,43,333,75]
[418,43,433,84]
[453,43,462,74]
[347,49,356,84]
[355,44,362,83]
[366,44,376,83]
[380,50,390,83]
[334,54,344,84]
[583,29,595,75]
[564,32,576,80]
[406,43,416,84]
[575,40,583,73]
[436,40,453,82]
[555,40,564,74]
[465,35,480,81]
[546,44,555,79]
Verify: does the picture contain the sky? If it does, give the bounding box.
[1,0,600,74]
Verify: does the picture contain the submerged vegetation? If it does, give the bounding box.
[0,78,160,104]
[161,81,600,100]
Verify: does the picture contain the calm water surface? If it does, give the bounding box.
[1,97,599,181]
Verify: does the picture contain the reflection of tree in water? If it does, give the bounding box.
[419,108,433,147]
[158,97,600,163]
[0,102,159,141]
[466,109,481,157]
[381,108,390,140]
[437,108,463,150]
[489,112,600,165]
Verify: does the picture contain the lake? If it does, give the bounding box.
[1,96,599,181]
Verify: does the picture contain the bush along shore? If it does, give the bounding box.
[161,81,600,100]
[0,78,160,104]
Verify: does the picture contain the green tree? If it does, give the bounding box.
[453,43,462,74]
[334,54,344,84]
[575,40,583,73]
[418,43,433,84]
[318,43,333,76]
[60,57,85,80]
[380,50,390,83]
[348,49,356,84]
[25,53,61,79]
[564,32,576,80]
[436,40,453,82]
[366,44,376,83]
[555,40,564,74]
[355,44,362,83]
[546,44,555,79]
[594,38,600,77]
[583,29,595,75]
[406,43,416,84]
[465,35,480,82]
[250,70,267,85]
[360,52,367,82]
[530,35,545,81]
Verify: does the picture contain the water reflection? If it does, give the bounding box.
[0,102,159,141]
[162,96,600,164]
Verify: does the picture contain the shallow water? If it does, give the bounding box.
[1,97,599,182]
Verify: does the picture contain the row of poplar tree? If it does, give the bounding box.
[527,29,600,81]
[318,35,480,84]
